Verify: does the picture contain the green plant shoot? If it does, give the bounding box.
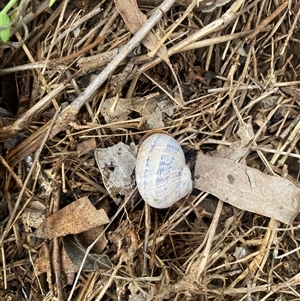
[49,0,56,7]
[0,0,18,42]
[0,11,11,43]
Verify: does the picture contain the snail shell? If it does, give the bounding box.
[135,133,192,208]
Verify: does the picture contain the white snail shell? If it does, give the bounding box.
[135,133,193,208]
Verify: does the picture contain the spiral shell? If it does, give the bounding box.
[135,133,192,208]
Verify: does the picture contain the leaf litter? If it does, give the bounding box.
[34,196,110,238]
[194,153,300,224]
[0,0,300,300]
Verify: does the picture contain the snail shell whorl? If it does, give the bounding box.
[135,133,192,208]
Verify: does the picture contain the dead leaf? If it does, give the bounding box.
[101,98,132,124]
[34,197,110,238]
[22,211,45,229]
[211,123,254,161]
[114,0,162,54]
[194,153,300,224]
[237,123,254,147]
[129,293,147,301]
[77,138,97,157]
[100,95,174,129]
[76,225,108,254]
[94,142,136,204]
[63,235,113,271]
[21,200,46,229]
[132,97,166,129]
[281,86,300,100]
[107,221,139,265]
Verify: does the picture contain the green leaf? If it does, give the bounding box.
[2,0,18,14]
[49,0,56,7]
[0,11,11,43]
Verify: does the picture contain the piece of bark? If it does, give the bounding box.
[194,153,300,225]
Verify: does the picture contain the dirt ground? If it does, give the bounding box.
[0,0,300,300]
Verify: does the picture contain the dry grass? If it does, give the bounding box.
[0,0,300,300]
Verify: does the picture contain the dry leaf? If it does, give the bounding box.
[212,123,254,161]
[63,235,113,271]
[237,123,254,147]
[114,0,164,55]
[132,97,165,129]
[76,225,108,254]
[34,197,110,238]
[35,245,50,274]
[129,293,147,301]
[21,200,46,229]
[35,244,79,278]
[101,95,174,129]
[101,98,132,124]
[60,247,79,285]
[194,153,300,224]
[94,142,136,204]
[77,138,97,157]
[22,211,45,229]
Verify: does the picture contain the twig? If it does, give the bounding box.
[4,0,177,166]
[245,1,288,42]
[139,0,246,72]
[69,0,177,112]
[0,108,60,243]
[0,81,67,141]
[196,200,223,279]
[66,189,136,301]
